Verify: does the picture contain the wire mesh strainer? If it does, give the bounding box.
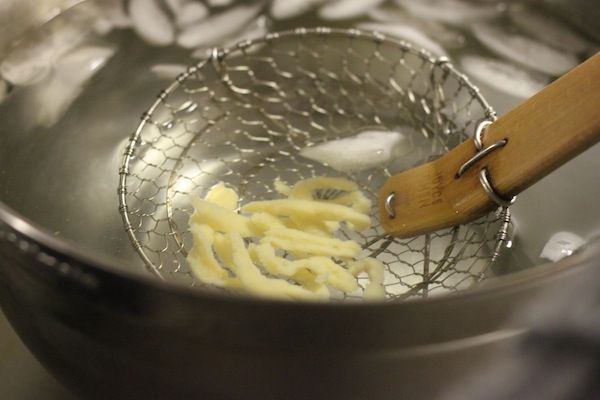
[118,28,512,300]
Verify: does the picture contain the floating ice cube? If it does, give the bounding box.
[460,55,548,98]
[164,0,187,14]
[150,63,188,80]
[206,0,234,6]
[177,3,262,48]
[175,2,209,27]
[368,6,466,49]
[0,59,52,87]
[30,75,84,128]
[357,22,448,58]
[300,130,408,172]
[319,0,385,21]
[28,45,115,127]
[471,22,579,76]
[190,15,269,58]
[24,45,114,127]
[369,5,409,23]
[53,45,116,86]
[0,22,91,86]
[221,16,269,48]
[129,0,175,46]
[271,0,323,20]
[92,0,131,35]
[508,5,591,54]
[540,231,585,262]
[395,0,501,26]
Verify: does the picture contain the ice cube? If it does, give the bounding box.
[319,0,385,21]
[175,2,209,27]
[460,55,549,98]
[358,22,448,57]
[164,0,187,14]
[190,16,269,58]
[177,3,262,48]
[128,0,175,46]
[471,22,579,76]
[30,45,115,127]
[0,22,91,86]
[53,45,116,86]
[540,231,585,262]
[0,59,52,87]
[92,0,132,35]
[368,6,466,49]
[395,0,501,26]
[299,130,408,172]
[206,0,234,6]
[30,76,83,127]
[150,63,188,80]
[271,0,324,20]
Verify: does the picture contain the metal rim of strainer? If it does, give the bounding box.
[118,27,513,299]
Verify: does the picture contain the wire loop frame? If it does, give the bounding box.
[118,28,514,299]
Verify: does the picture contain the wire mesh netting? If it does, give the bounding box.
[119,28,510,300]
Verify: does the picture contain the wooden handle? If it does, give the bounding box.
[474,51,600,198]
[380,51,600,237]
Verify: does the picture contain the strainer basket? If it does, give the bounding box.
[118,28,512,300]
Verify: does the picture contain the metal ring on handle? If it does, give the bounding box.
[474,120,493,150]
[384,192,396,218]
[479,168,516,207]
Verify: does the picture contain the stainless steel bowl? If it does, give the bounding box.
[1,1,599,398]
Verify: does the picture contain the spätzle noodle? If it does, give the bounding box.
[187,176,384,300]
